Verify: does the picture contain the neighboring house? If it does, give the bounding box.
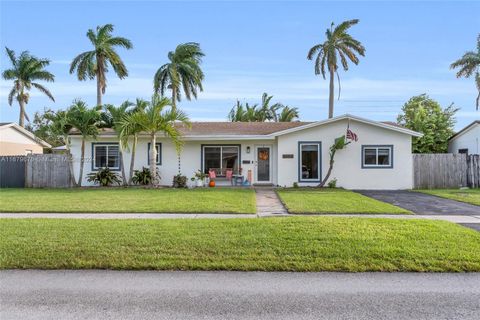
[448,120,480,155]
[0,122,51,155]
[69,114,422,189]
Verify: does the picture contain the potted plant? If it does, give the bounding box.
[191,170,207,187]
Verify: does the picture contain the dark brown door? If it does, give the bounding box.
[257,147,270,182]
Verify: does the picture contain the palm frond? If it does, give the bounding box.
[31,83,54,102]
[4,47,17,66]
[106,36,133,49]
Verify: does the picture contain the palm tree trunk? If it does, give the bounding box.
[77,138,86,186]
[128,135,137,185]
[150,133,157,186]
[317,150,336,187]
[96,76,102,107]
[64,137,78,187]
[119,149,127,186]
[18,98,26,127]
[328,67,335,119]
[171,86,177,111]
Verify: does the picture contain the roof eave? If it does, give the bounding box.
[271,114,423,137]
[1,123,52,148]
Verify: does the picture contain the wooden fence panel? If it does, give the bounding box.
[467,154,480,188]
[25,154,72,188]
[413,153,480,189]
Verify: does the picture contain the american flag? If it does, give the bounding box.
[346,124,358,142]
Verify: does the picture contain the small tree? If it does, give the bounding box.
[318,136,349,187]
[68,100,101,186]
[397,94,458,153]
[126,95,190,186]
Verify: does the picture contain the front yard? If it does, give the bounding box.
[277,188,410,214]
[0,188,256,214]
[418,189,480,206]
[1,217,479,272]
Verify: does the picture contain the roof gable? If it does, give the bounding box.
[271,114,423,137]
[449,120,480,141]
[0,122,52,148]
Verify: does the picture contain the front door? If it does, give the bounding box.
[256,146,271,183]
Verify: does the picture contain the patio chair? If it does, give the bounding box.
[208,169,217,179]
[226,169,233,185]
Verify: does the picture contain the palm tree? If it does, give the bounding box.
[102,101,135,185]
[228,93,300,122]
[154,42,205,111]
[307,19,365,119]
[2,47,55,127]
[118,98,149,185]
[450,34,480,110]
[228,100,246,122]
[278,106,299,122]
[258,92,283,121]
[70,24,133,106]
[68,100,101,186]
[126,95,190,185]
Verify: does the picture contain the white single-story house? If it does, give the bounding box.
[69,114,422,189]
[0,122,51,155]
[448,120,479,155]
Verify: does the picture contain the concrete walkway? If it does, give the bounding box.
[255,188,288,216]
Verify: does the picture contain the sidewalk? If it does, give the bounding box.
[1,213,480,224]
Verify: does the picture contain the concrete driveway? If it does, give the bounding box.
[356,190,480,215]
[1,270,480,320]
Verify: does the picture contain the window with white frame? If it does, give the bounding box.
[362,145,393,168]
[299,142,321,182]
[202,145,240,175]
[93,144,120,170]
[148,143,162,165]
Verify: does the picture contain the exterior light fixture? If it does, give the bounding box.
[246,146,251,154]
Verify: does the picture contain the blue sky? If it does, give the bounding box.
[0,0,479,130]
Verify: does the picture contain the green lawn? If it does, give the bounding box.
[1,217,479,271]
[418,189,480,206]
[276,189,410,214]
[0,188,256,214]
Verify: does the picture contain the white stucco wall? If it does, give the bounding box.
[448,123,480,155]
[69,136,276,187]
[69,119,414,189]
[276,119,414,189]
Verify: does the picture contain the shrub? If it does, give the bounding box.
[87,168,122,187]
[132,167,155,186]
[293,182,299,188]
[173,174,188,188]
[327,178,337,188]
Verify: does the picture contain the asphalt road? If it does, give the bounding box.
[1,270,479,320]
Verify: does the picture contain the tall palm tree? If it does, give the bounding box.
[450,34,480,110]
[102,101,135,185]
[126,95,190,185]
[154,42,205,111]
[70,24,133,106]
[68,100,101,186]
[278,106,299,122]
[118,98,149,185]
[2,47,55,127]
[307,19,365,119]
